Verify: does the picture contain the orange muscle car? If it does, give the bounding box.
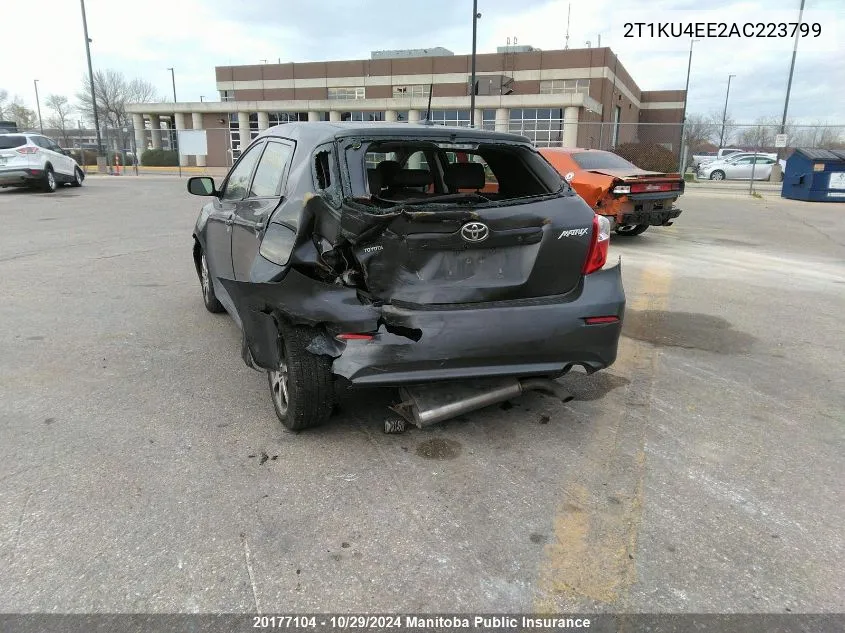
[540,148,683,236]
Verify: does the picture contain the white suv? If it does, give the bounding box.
[0,133,84,192]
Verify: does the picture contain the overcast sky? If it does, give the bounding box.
[3,0,843,123]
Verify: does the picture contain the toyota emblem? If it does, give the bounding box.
[460,222,490,243]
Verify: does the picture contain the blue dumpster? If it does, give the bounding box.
[781,148,845,202]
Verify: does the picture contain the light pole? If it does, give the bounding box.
[780,0,805,153]
[719,74,736,149]
[677,39,699,170]
[33,79,43,133]
[167,67,177,102]
[80,0,104,166]
[199,96,205,102]
[469,0,481,127]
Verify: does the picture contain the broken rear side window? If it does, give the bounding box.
[352,139,562,207]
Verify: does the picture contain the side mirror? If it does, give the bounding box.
[187,176,217,196]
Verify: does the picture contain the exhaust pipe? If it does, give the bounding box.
[395,378,573,428]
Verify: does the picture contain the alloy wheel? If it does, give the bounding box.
[269,344,290,417]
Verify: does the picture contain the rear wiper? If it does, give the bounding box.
[401,192,491,205]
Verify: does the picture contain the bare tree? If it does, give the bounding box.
[76,69,160,150]
[737,116,779,149]
[708,110,736,146]
[683,114,717,153]
[0,89,9,119]
[4,96,38,130]
[45,94,74,146]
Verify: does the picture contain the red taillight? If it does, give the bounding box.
[16,146,38,154]
[582,214,610,275]
[335,333,375,341]
[584,316,620,324]
[629,181,680,193]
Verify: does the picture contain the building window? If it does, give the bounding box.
[220,90,235,102]
[328,87,365,100]
[509,108,564,147]
[428,110,470,127]
[270,112,307,125]
[482,109,496,131]
[392,85,430,99]
[339,111,385,122]
[539,79,590,95]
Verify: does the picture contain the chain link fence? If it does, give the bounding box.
[48,119,845,183]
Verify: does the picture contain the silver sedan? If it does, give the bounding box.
[699,155,777,180]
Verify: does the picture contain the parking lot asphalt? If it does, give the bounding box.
[1,177,843,613]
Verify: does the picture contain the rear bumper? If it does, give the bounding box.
[333,264,625,385]
[0,168,43,186]
[616,207,682,227]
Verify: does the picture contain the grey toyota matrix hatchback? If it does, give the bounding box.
[188,122,625,430]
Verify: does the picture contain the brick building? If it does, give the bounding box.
[125,46,685,168]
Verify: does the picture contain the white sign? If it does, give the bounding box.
[828,172,845,190]
[775,134,788,148]
[177,130,207,156]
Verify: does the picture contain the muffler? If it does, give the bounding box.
[394,378,573,428]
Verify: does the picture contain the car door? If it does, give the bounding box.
[204,140,265,291]
[46,137,74,176]
[752,157,774,179]
[37,136,72,177]
[231,139,294,280]
[727,156,754,179]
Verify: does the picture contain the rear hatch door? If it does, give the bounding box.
[349,194,596,306]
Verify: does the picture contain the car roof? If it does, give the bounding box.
[539,147,609,155]
[255,122,531,153]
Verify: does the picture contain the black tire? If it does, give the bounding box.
[70,167,84,187]
[198,251,225,313]
[710,170,725,181]
[267,321,335,431]
[615,224,649,236]
[41,166,57,193]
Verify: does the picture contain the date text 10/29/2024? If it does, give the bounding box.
[623,22,821,38]
[252,615,593,629]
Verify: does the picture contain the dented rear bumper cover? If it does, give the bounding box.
[221,263,625,387]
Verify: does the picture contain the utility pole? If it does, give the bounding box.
[779,0,805,156]
[678,39,699,171]
[469,0,480,127]
[33,80,43,134]
[80,0,104,167]
[719,74,735,149]
[167,67,177,102]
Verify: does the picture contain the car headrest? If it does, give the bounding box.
[445,162,486,190]
[393,169,433,188]
[367,168,380,194]
[375,160,401,186]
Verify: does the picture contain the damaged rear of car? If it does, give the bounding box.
[188,123,625,430]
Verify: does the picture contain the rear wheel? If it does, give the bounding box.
[41,166,57,193]
[199,251,224,313]
[70,167,84,187]
[710,170,725,181]
[615,224,649,236]
[267,322,334,431]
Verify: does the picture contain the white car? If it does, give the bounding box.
[698,154,779,181]
[0,133,84,192]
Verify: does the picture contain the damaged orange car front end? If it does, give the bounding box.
[540,148,683,236]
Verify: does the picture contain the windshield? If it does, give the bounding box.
[0,135,26,149]
[571,151,637,171]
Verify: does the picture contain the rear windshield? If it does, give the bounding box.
[348,138,564,208]
[0,135,27,149]
[571,151,636,171]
